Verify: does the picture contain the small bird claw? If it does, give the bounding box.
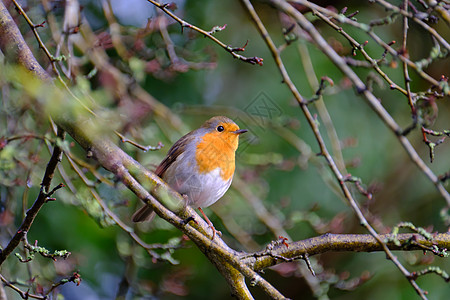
[211,228,222,239]
[182,216,197,225]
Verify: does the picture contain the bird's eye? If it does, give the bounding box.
[217,125,224,132]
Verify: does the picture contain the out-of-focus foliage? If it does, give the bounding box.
[0,0,449,299]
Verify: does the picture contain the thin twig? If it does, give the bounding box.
[145,0,263,65]
[241,1,435,298]
[297,43,346,172]
[0,274,46,299]
[116,131,164,152]
[374,0,450,51]
[401,0,417,120]
[289,0,448,95]
[278,0,450,205]
[0,128,65,265]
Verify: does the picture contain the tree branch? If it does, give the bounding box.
[0,1,50,80]
[271,0,450,208]
[1,1,448,299]
[0,127,65,265]
[242,233,450,271]
[145,0,263,65]
[240,0,447,298]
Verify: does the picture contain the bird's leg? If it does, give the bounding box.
[198,207,222,239]
[179,195,220,239]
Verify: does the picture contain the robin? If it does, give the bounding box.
[132,116,247,238]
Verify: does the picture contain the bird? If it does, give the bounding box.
[132,116,247,238]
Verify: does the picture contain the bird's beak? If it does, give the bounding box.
[233,129,248,135]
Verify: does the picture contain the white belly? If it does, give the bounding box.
[163,157,232,208]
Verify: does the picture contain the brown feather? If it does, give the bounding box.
[131,205,156,222]
[132,133,193,222]
[154,134,191,177]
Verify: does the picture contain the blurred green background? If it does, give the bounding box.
[0,0,449,299]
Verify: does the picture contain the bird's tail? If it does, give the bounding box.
[132,205,156,222]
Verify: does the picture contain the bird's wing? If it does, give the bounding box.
[155,133,195,177]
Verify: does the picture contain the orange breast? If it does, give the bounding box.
[195,131,238,181]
